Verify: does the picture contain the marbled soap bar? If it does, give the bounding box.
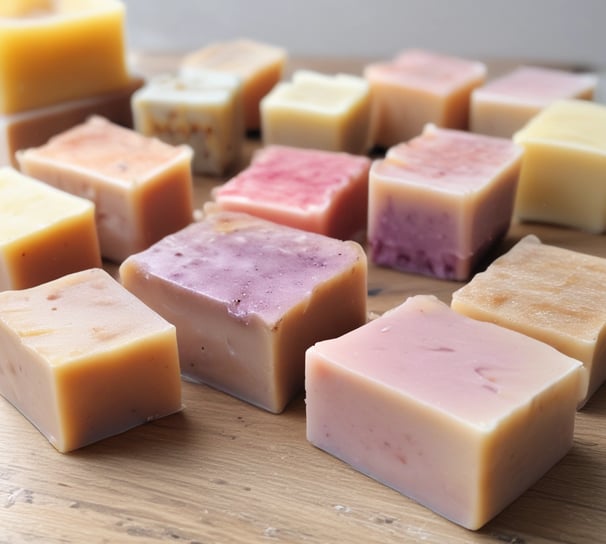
[306,294,583,530]
[120,210,367,413]
[452,235,606,406]
[17,116,194,262]
[210,145,371,239]
[0,268,182,452]
[368,124,522,280]
[0,167,101,290]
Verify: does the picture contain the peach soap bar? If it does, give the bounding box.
[306,295,583,530]
[120,210,367,414]
[0,0,130,114]
[210,145,371,239]
[180,38,287,131]
[364,49,486,147]
[513,99,606,233]
[367,125,522,280]
[0,167,101,290]
[452,235,606,406]
[0,268,182,452]
[260,70,372,154]
[470,66,597,138]
[17,116,194,262]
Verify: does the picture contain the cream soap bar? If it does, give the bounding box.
[470,66,597,138]
[180,38,287,131]
[364,49,486,147]
[120,210,367,414]
[0,268,182,452]
[452,235,606,406]
[513,99,606,233]
[210,145,371,239]
[17,116,194,262]
[260,70,372,154]
[0,167,101,290]
[305,294,583,530]
[368,124,522,280]
[0,0,130,114]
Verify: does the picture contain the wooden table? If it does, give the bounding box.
[2,55,606,544]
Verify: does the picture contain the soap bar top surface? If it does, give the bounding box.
[0,0,124,20]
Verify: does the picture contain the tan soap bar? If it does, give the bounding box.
[17,116,194,262]
[0,268,182,452]
[0,167,101,290]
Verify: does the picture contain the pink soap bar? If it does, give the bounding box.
[305,295,584,530]
[210,145,371,239]
[368,124,522,280]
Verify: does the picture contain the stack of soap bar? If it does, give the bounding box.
[367,124,523,280]
[364,49,486,148]
[305,294,584,530]
[470,66,597,138]
[0,268,182,453]
[120,210,368,414]
[452,234,606,406]
[209,145,371,239]
[180,38,287,131]
[260,70,372,154]
[512,99,606,233]
[17,116,194,262]
[0,167,101,290]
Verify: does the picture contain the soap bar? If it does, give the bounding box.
[512,99,606,233]
[260,70,372,154]
[0,268,182,452]
[0,167,101,290]
[470,66,597,138]
[180,38,287,131]
[305,294,583,530]
[17,116,194,262]
[0,0,130,114]
[120,210,367,413]
[364,49,486,147]
[210,145,371,239]
[132,72,244,176]
[452,234,606,406]
[367,124,522,280]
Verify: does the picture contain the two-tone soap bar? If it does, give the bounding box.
[120,210,367,414]
[306,294,584,530]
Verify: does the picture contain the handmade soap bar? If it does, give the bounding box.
[0,0,130,114]
[0,268,182,452]
[364,49,486,147]
[452,234,606,406]
[367,124,522,280]
[513,99,606,233]
[210,145,371,239]
[0,167,101,290]
[180,38,287,131]
[260,70,372,154]
[470,66,597,138]
[132,72,243,176]
[17,116,194,262]
[306,294,583,530]
[120,210,367,413]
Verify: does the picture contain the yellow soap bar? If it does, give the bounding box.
[0,166,101,290]
[0,0,130,114]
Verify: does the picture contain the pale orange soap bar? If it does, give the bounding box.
[17,116,194,262]
[0,268,182,452]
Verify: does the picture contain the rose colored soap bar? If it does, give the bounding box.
[0,268,182,452]
[210,145,370,239]
[17,116,194,262]
[452,234,606,406]
[120,210,367,413]
[470,66,597,138]
[367,124,523,280]
[306,294,583,530]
